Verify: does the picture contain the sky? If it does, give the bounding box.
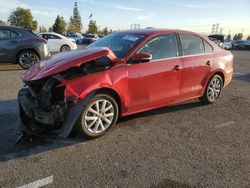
[0,0,250,37]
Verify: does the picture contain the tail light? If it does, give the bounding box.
[37,38,47,44]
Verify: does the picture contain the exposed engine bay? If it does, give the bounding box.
[18,55,113,140]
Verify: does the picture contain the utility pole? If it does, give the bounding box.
[211,24,216,34]
[215,23,219,34]
[220,27,223,35]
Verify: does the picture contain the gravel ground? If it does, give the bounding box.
[0,50,249,188]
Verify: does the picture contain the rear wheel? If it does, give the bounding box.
[78,94,119,138]
[60,45,70,52]
[17,50,39,69]
[199,74,223,104]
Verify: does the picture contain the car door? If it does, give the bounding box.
[178,34,213,99]
[0,29,20,63]
[126,34,182,113]
[46,34,62,52]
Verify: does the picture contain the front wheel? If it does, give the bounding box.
[199,74,223,104]
[78,94,119,138]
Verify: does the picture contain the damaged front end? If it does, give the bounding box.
[17,47,117,140]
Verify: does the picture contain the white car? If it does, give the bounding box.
[39,32,77,52]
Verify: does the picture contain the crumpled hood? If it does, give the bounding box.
[22,47,117,81]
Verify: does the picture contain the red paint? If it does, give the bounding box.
[22,29,233,116]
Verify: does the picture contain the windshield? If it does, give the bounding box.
[88,33,146,58]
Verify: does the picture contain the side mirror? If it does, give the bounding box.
[132,53,152,63]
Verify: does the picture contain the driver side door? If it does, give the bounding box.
[126,34,182,113]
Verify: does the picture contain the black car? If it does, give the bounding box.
[0,26,50,69]
[232,40,250,50]
[78,38,94,46]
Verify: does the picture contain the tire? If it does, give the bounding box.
[78,94,119,138]
[17,50,40,69]
[60,45,70,52]
[199,74,223,104]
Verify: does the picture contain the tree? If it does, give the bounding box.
[247,36,250,40]
[102,27,109,35]
[226,34,231,40]
[88,20,98,34]
[33,20,38,31]
[8,7,38,30]
[233,33,243,40]
[39,25,47,32]
[0,20,6,26]
[48,27,53,32]
[68,2,82,33]
[52,15,66,34]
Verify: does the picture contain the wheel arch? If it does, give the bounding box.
[210,70,225,86]
[201,70,225,97]
[16,48,40,62]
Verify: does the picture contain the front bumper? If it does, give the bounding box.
[18,88,65,136]
[18,88,95,138]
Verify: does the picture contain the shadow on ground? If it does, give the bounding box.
[0,99,203,162]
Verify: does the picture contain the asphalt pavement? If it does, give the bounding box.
[0,50,249,187]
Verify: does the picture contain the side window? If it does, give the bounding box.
[180,34,205,56]
[204,40,213,53]
[138,34,178,60]
[0,29,11,38]
[49,34,61,39]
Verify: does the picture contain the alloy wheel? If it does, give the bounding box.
[61,45,70,52]
[83,99,115,134]
[19,52,38,69]
[207,76,222,102]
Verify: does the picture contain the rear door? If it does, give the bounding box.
[46,34,62,52]
[178,34,213,99]
[126,34,182,112]
[0,29,20,63]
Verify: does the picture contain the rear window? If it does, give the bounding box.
[180,34,205,56]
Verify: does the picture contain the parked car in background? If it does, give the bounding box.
[38,32,77,52]
[224,40,233,50]
[18,29,233,139]
[98,34,105,38]
[208,34,233,50]
[84,34,99,42]
[67,32,83,43]
[232,40,250,50]
[78,38,94,46]
[209,37,225,49]
[0,26,50,69]
[77,34,100,48]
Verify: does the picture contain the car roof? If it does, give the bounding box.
[0,25,32,31]
[40,32,66,37]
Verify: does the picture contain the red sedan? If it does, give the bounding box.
[18,29,233,139]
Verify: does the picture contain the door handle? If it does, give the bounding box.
[206,61,211,66]
[173,65,182,71]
